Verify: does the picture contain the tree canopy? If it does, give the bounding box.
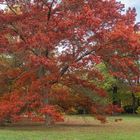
[0,0,139,125]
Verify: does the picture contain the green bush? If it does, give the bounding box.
[136,106,140,114]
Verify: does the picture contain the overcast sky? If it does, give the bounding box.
[120,0,140,22]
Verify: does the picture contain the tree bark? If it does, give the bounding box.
[112,85,121,106]
[112,85,118,105]
[38,65,53,126]
[131,93,136,114]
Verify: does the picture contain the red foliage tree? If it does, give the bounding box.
[0,0,139,125]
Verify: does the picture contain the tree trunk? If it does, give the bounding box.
[137,98,140,106]
[131,93,136,114]
[112,85,121,107]
[112,85,118,105]
[45,114,53,127]
[38,65,53,126]
[43,92,53,127]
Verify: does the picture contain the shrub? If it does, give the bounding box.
[136,106,140,114]
[123,105,138,114]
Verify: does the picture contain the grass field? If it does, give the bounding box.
[0,115,140,140]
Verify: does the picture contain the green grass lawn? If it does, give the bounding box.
[0,115,140,140]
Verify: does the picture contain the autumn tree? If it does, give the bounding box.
[0,0,139,125]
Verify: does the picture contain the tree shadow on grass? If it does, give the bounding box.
[0,122,110,131]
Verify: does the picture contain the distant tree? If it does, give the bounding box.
[96,63,140,113]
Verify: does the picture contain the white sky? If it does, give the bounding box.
[120,0,140,21]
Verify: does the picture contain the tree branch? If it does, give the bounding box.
[5,0,17,15]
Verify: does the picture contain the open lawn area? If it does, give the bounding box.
[0,115,140,140]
